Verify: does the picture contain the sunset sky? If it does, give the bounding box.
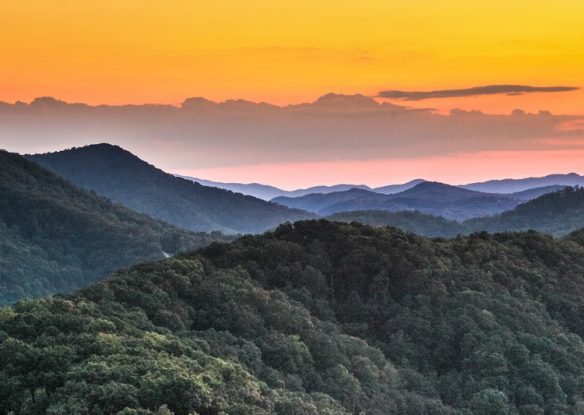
[1,0,583,187]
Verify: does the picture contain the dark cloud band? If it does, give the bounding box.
[378,85,579,101]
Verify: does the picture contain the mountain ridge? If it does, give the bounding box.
[0,149,224,304]
[27,143,316,234]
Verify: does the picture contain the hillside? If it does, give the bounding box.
[4,221,584,413]
[466,186,584,235]
[508,184,566,201]
[28,144,315,234]
[327,187,584,237]
[0,150,224,304]
[272,188,383,212]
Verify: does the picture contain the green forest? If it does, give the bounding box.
[3,220,584,414]
[0,151,227,305]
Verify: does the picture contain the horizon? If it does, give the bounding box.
[2,0,583,188]
[7,141,584,191]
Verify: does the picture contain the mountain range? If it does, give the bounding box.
[183,174,583,201]
[0,150,225,305]
[462,172,584,193]
[328,186,584,237]
[28,144,315,234]
[4,142,584,414]
[179,176,373,200]
[4,220,584,413]
[272,181,555,220]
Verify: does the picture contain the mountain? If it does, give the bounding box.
[508,184,567,200]
[179,176,371,200]
[327,187,584,237]
[172,176,567,202]
[0,150,224,305]
[28,144,315,234]
[466,186,584,235]
[285,184,372,198]
[373,178,426,194]
[271,188,384,212]
[177,176,286,200]
[275,182,522,220]
[326,210,465,237]
[462,172,584,193]
[4,221,584,413]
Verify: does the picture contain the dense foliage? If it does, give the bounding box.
[466,186,584,236]
[329,187,584,237]
[197,220,584,414]
[0,150,226,305]
[4,220,584,413]
[327,210,463,237]
[28,144,315,234]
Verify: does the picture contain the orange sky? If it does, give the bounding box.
[0,0,583,113]
[1,1,584,187]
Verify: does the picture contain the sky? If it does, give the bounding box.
[0,0,583,188]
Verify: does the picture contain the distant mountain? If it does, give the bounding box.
[28,144,315,234]
[285,184,372,198]
[178,176,286,200]
[373,179,426,194]
[7,220,584,413]
[275,182,522,220]
[509,184,567,200]
[466,186,584,235]
[179,174,575,201]
[180,176,372,200]
[327,210,464,237]
[0,150,223,305]
[327,187,584,237]
[272,188,385,213]
[462,173,584,193]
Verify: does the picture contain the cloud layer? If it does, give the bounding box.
[378,85,579,100]
[0,94,583,186]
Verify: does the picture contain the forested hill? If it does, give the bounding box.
[327,210,465,237]
[0,150,225,304]
[28,144,315,234]
[466,186,584,236]
[328,187,584,237]
[4,221,584,413]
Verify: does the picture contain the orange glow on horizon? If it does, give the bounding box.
[0,1,583,114]
[175,149,584,190]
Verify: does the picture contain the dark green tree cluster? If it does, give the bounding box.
[4,220,584,413]
[196,220,584,414]
[0,256,456,414]
[0,150,228,305]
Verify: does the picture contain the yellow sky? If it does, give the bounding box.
[1,0,583,112]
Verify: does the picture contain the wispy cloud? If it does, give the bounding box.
[378,85,579,101]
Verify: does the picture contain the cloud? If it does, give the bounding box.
[378,85,579,100]
[0,94,583,175]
